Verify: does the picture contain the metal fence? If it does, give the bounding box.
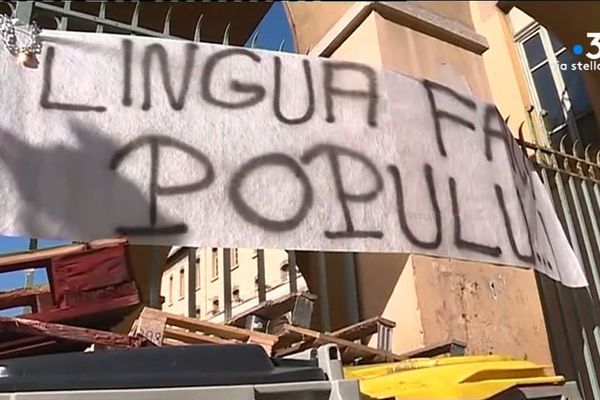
[5,2,600,395]
[522,111,600,400]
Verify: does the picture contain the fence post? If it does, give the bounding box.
[14,1,34,24]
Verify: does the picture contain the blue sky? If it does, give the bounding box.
[0,236,70,316]
[0,236,70,292]
[246,2,296,53]
[0,2,295,314]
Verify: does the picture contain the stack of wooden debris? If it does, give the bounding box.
[0,239,466,365]
[0,239,141,359]
[0,317,146,355]
[130,306,467,365]
[130,307,278,354]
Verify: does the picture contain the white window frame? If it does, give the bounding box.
[515,23,583,143]
[231,248,239,270]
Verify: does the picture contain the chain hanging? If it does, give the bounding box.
[0,14,42,60]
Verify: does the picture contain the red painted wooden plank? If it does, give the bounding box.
[0,317,142,348]
[51,245,130,303]
[0,287,50,311]
[26,293,140,323]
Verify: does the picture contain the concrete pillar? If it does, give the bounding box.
[286,1,553,366]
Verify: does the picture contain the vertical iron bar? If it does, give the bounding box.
[58,1,71,30]
[96,1,106,33]
[187,247,196,318]
[565,173,600,398]
[28,238,38,250]
[162,6,173,36]
[14,1,34,24]
[149,246,161,308]
[223,248,232,321]
[131,1,141,30]
[193,14,203,42]
[343,252,360,325]
[287,250,297,293]
[526,113,581,384]
[580,179,600,304]
[551,157,600,392]
[257,249,266,303]
[316,252,331,332]
[540,167,584,388]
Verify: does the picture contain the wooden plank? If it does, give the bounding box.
[61,281,139,308]
[275,325,403,363]
[0,239,127,270]
[331,316,396,342]
[26,292,140,322]
[0,287,50,310]
[399,339,467,359]
[0,317,141,348]
[273,327,306,350]
[134,307,167,346]
[163,338,189,346]
[164,327,235,345]
[52,246,130,295]
[143,308,277,345]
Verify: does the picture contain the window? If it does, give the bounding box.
[179,268,185,299]
[195,257,201,290]
[232,287,241,303]
[254,276,270,292]
[211,298,220,315]
[280,264,289,283]
[211,248,219,280]
[280,264,299,283]
[517,25,598,146]
[168,275,173,305]
[231,249,239,270]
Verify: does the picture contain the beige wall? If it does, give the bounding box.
[283,1,554,365]
[355,253,425,354]
[285,2,355,55]
[470,2,537,142]
[375,13,492,101]
[413,255,552,367]
[330,13,383,66]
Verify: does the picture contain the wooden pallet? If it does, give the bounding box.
[132,307,279,354]
[0,239,139,325]
[274,324,404,364]
[274,324,467,365]
[0,316,145,359]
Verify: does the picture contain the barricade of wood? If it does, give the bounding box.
[131,307,279,354]
[129,306,466,365]
[0,316,145,359]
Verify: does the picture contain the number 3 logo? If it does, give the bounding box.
[587,33,600,60]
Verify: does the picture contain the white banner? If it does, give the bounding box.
[0,30,587,287]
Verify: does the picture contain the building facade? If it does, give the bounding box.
[160,247,307,322]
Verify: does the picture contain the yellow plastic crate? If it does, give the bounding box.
[344,355,564,399]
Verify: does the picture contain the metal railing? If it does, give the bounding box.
[522,110,600,400]
[10,6,600,392]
